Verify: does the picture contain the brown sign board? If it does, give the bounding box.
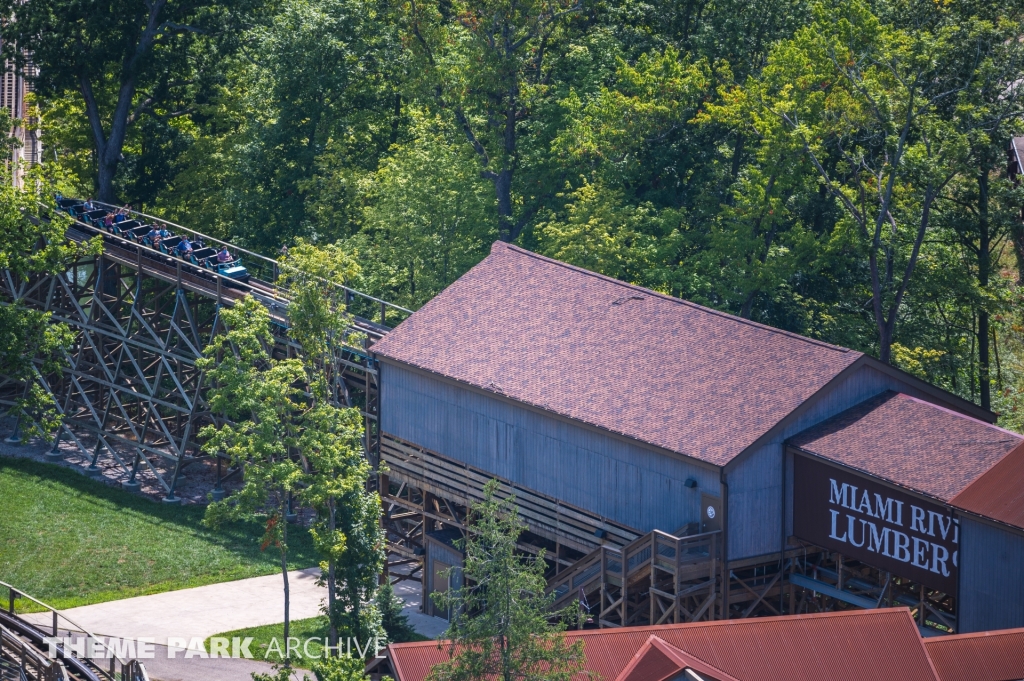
[793,452,958,595]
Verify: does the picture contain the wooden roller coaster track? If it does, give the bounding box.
[0,203,411,499]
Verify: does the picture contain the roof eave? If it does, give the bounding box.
[724,354,994,474]
[375,354,724,473]
[859,355,993,423]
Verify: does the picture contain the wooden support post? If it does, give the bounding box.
[621,546,628,626]
[788,558,795,615]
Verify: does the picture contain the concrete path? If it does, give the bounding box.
[21,567,448,681]
[24,568,326,647]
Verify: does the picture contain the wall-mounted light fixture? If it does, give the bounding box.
[684,478,698,489]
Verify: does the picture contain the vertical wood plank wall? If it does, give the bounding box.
[958,517,1024,633]
[730,365,933,561]
[425,538,464,618]
[380,362,718,534]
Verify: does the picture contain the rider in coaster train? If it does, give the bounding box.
[216,246,233,263]
[177,236,193,257]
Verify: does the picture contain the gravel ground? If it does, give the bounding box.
[0,414,245,506]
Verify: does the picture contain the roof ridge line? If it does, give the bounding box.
[928,626,1024,641]
[790,447,958,505]
[899,393,1024,439]
[497,242,854,354]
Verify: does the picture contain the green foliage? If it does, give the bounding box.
[251,655,383,681]
[427,479,587,681]
[351,112,496,308]
[0,0,261,201]
[25,0,1024,412]
[157,0,402,250]
[200,296,308,662]
[276,241,387,649]
[376,581,420,644]
[0,147,102,437]
[309,654,379,681]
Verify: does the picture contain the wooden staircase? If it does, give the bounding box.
[547,528,720,627]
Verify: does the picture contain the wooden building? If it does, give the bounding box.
[371,242,1024,634]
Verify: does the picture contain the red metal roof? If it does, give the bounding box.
[789,391,1021,502]
[924,627,1024,681]
[951,440,1024,531]
[385,608,941,681]
[616,635,742,681]
[372,242,862,466]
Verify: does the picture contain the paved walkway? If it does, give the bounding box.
[22,568,448,681]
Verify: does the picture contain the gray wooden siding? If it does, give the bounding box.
[730,364,929,560]
[381,362,719,534]
[958,516,1024,633]
[383,360,948,560]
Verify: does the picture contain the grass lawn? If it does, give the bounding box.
[0,457,318,611]
[206,617,427,669]
[207,617,331,669]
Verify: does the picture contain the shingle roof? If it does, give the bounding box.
[924,627,1024,681]
[789,391,1021,502]
[383,609,941,681]
[952,441,1024,531]
[372,242,861,466]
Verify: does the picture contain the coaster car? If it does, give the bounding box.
[83,209,107,224]
[189,247,217,266]
[217,260,249,284]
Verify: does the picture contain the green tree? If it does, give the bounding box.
[0,149,102,438]
[404,0,583,242]
[157,0,402,250]
[427,479,587,681]
[200,297,307,664]
[352,112,496,308]
[0,0,257,202]
[376,581,418,644]
[278,241,387,651]
[723,0,1002,363]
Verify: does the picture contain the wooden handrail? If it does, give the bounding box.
[546,528,721,611]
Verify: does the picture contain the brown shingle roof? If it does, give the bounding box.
[951,441,1024,531]
[372,242,861,466]
[789,392,1021,502]
[924,627,1024,681]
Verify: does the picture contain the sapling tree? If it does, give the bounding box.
[278,240,387,651]
[427,479,588,681]
[199,296,307,664]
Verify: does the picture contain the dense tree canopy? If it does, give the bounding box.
[21,0,1024,419]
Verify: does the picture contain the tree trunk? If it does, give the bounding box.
[496,169,514,242]
[327,500,339,653]
[96,156,119,204]
[878,324,893,365]
[978,165,991,410]
[281,509,291,666]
